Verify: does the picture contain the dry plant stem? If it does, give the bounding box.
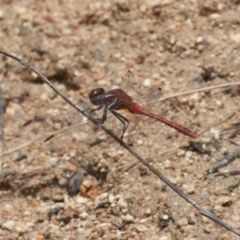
[1,50,240,237]
[0,87,3,172]
[208,147,240,174]
[170,101,193,122]
[160,82,240,102]
[214,171,240,177]
[221,127,240,137]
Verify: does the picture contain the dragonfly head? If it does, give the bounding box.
[88,88,105,106]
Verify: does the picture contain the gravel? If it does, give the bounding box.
[1,0,240,239]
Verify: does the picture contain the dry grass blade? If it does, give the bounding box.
[199,111,236,136]
[159,82,240,102]
[2,108,93,158]
[0,87,3,172]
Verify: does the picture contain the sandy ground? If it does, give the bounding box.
[1,0,240,239]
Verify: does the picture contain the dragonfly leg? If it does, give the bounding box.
[100,106,108,124]
[84,105,106,124]
[85,105,103,113]
[111,111,129,140]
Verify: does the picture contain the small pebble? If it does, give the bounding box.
[215,100,223,107]
[216,196,232,207]
[26,222,34,229]
[80,212,89,220]
[31,71,38,79]
[143,78,152,87]
[82,179,93,189]
[176,218,188,227]
[33,235,45,240]
[230,33,240,43]
[122,214,135,223]
[145,208,152,216]
[176,150,186,157]
[137,139,144,145]
[117,198,128,208]
[203,226,211,234]
[159,236,171,240]
[108,194,115,203]
[209,13,220,20]
[152,72,160,79]
[2,220,16,230]
[58,178,67,186]
[113,53,121,58]
[116,150,124,156]
[163,159,171,169]
[4,204,14,210]
[135,224,148,232]
[40,93,49,101]
[162,214,170,220]
[95,193,109,207]
[185,151,193,159]
[196,36,203,43]
[52,194,64,202]
[4,232,19,240]
[140,5,147,13]
[183,184,195,194]
[0,10,4,19]
[76,196,89,204]
[15,226,25,233]
[23,211,31,216]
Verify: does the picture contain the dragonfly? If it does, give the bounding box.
[88,70,198,140]
[19,70,197,154]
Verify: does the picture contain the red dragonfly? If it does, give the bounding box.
[88,70,198,140]
[21,70,197,150]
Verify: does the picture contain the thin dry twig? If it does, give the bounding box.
[214,171,240,177]
[221,128,240,138]
[170,101,193,122]
[1,50,240,237]
[0,87,3,172]
[208,147,240,174]
[160,82,240,102]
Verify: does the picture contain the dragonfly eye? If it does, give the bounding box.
[89,88,105,97]
[96,88,105,95]
[88,88,105,105]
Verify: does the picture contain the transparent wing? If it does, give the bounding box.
[121,70,144,97]
[21,108,89,146]
[121,70,163,109]
[2,105,103,161]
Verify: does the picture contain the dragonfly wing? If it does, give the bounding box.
[3,106,100,162]
[121,70,143,98]
[121,70,163,111]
